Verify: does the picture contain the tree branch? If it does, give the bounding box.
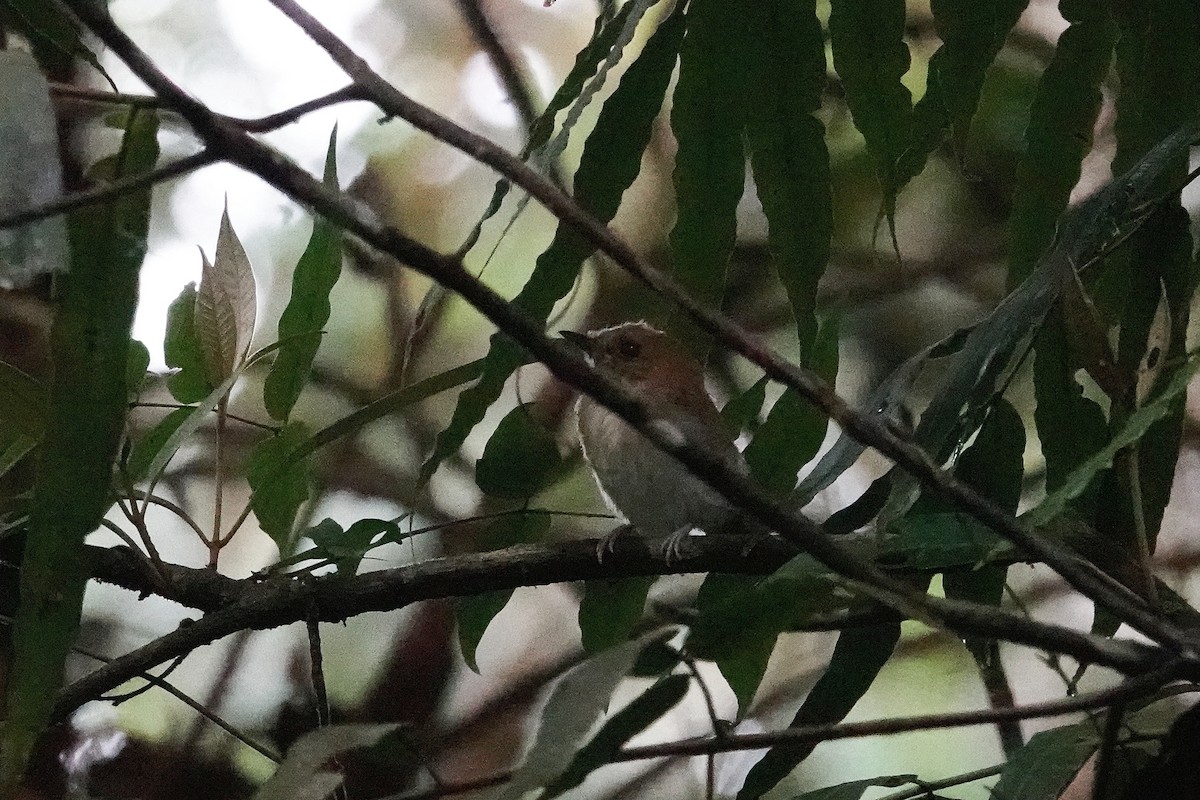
[57,0,1194,670]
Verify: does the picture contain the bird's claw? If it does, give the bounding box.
[595,523,637,564]
[661,525,701,564]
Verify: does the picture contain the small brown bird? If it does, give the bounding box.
[561,322,750,553]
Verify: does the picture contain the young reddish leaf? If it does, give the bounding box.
[195,205,257,386]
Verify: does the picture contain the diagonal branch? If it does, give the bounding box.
[56,0,1194,655]
[247,0,1189,647]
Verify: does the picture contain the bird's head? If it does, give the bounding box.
[560,322,705,398]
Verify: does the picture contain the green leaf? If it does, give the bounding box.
[691,556,849,711]
[787,774,918,800]
[884,512,1002,570]
[1034,311,1109,499]
[247,422,312,553]
[720,375,769,439]
[0,108,157,790]
[1007,0,1117,285]
[455,513,550,672]
[538,674,690,799]
[124,339,150,400]
[475,404,564,499]
[828,0,913,219]
[1030,354,1200,526]
[498,633,666,800]
[745,0,831,352]
[264,127,343,421]
[307,517,400,576]
[895,0,1030,189]
[163,283,214,403]
[419,6,685,487]
[141,372,240,491]
[2,0,116,88]
[456,590,514,674]
[668,0,750,315]
[744,318,837,495]
[955,398,1025,512]
[126,406,192,483]
[736,622,902,799]
[195,205,257,387]
[253,723,402,800]
[990,723,1099,800]
[579,577,654,655]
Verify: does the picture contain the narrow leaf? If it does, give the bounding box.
[720,375,769,439]
[736,622,902,799]
[538,674,690,799]
[420,7,685,486]
[668,0,750,314]
[497,633,667,800]
[895,0,1030,189]
[745,0,831,352]
[126,406,192,483]
[2,0,116,89]
[1007,0,1117,285]
[828,0,913,219]
[789,774,918,800]
[264,127,343,421]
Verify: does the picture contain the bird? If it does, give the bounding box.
[560,322,752,558]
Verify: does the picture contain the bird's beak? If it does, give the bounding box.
[559,329,593,357]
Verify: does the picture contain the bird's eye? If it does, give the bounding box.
[616,337,641,359]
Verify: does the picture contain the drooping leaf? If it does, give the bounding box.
[744,318,837,496]
[787,774,918,800]
[253,723,402,800]
[163,282,213,403]
[745,0,831,353]
[195,205,257,387]
[1007,0,1117,285]
[247,422,312,553]
[668,0,750,316]
[736,622,902,799]
[990,723,1099,800]
[140,372,240,492]
[0,108,157,790]
[456,512,550,672]
[578,577,655,655]
[538,674,690,799]
[1030,354,1200,526]
[883,513,1003,570]
[419,6,685,486]
[895,0,1030,189]
[475,404,564,499]
[2,0,116,89]
[828,0,913,221]
[264,127,342,421]
[497,633,668,800]
[459,0,661,256]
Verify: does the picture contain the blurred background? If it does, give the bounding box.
[1,0,1199,797]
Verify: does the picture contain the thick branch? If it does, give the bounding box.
[239,0,1187,647]
[58,0,1193,658]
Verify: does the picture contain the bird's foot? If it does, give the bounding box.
[595,523,637,563]
[661,525,702,564]
[739,529,779,558]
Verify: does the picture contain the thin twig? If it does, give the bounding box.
[613,661,1187,762]
[875,763,1005,800]
[133,401,280,432]
[452,0,539,132]
[0,150,216,231]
